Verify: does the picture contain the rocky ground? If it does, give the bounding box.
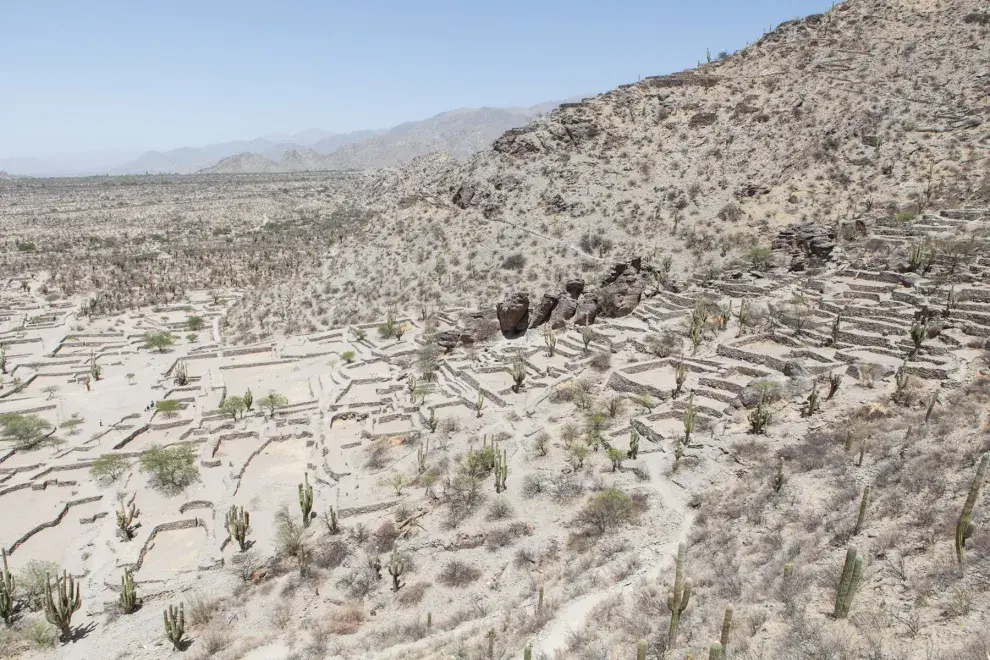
[0,204,987,660]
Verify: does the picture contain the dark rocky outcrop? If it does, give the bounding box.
[528,294,559,329]
[600,259,648,317]
[573,292,602,326]
[773,223,837,261]
[496,293,530,337]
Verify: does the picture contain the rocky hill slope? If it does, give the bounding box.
[225,0,990,341]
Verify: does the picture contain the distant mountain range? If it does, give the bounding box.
[0,101,572,177]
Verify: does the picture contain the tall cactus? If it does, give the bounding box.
[299,473,314,527]
[120,569,138,614]
[720,604,733,655]
[487,628,495,659]
[43,571,81,641]
[853,486,870,536]
[833,546,863,618]
[524,644,533,660]
[627,428,639,459]
[709,643,724,660]
[494,448,508,493]
[0,549,13,627]
[636,639,647,660]
[956,452,990,566]
[116,493,140,541]
[388,548,405,592]
[164,602,185,650]
[225,505,251,552]
[666,542,692,648]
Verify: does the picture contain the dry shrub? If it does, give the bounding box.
[574,488,644,536]
[397,581,430,606]
[328,603,366,635]
[373,520,400,553]
[438,560,482,587]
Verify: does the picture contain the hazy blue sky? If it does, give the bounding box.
[0,0,834,157]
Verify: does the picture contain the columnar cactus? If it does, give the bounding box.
[737,300,749,337]
[801,384,820,417]
[666,542,692,648]
[487,628,495,659]
[494,449,508,493]
[956,452,990,566]
[120,569,138,614]
[116,493,140,541]
[164,602,185,650]
[524,644,533,660]
[510,357,526,393]
[636,639,647,660]
[243,388,253,411]
[0,549,13,627]
[43,571,81,642]
[748,395,772,434]
[225,505,251,552]
[627,428,639,459]
[476,391,485,418]
[418,439,429,474]
[909,320,927,358]
[853,486,870,536]
[720,604,733,652]
[709,643,724,660]
[543,325,557,357]
[299,473,314,527]
[833,546,863,618]
[674,362,687,398]
[388,548,404,592]
[683,393,696,446]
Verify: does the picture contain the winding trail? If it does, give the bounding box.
[533,477,694,657]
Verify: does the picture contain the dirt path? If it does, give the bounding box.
[533,476,694,657]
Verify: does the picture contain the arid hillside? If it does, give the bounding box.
[223,0,990,341]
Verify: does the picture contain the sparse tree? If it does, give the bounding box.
[143,331,175,353]
[258,391,288,417]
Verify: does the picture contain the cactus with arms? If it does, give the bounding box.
[388,548,405,592]
[226,505,251,551]
[956,452,990,566]
[43,571,81,641]
[120,569,138,614]
[116,493,140,540]
[164,602,185,650]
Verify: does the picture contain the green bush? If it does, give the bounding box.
[139,444,199,493]
[574,488,643,535]
[186,316,205,331]
[144,331,175,352]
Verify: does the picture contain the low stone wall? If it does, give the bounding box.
[607,371,670,400]
[112,424,150,450]
[6,495,103,555]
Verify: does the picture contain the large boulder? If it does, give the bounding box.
[550,296,578,329]
[528,293,559,329]
[460,309,500,345]
[600,259,648,318]
[496,293,530,337]
[573,293,602,326]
